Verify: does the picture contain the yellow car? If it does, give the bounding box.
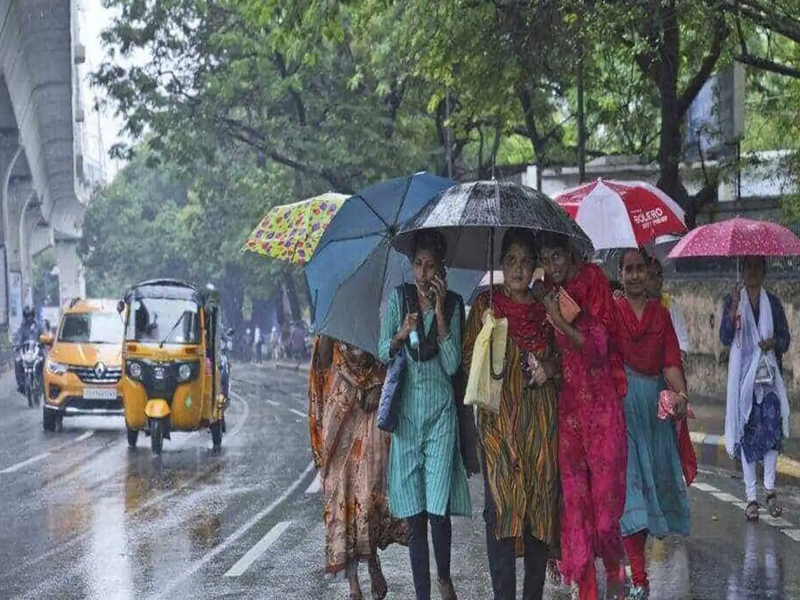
[42,299,125,432]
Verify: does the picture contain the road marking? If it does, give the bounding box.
[147,460,316,599]
[0,430,96,474]
[695,474,800,541]
[0,453,49,474]
[692,483,719,493]
[223,521,292,577]
[75,430,95,443]
[711,492,741,503]
[267,400,280,407]
[288,408,306,419]
[305,472,321,494]
[783,529,800,542]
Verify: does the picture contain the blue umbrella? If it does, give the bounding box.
[305,172,483,356]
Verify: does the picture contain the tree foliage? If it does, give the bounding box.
[88,0,800,309]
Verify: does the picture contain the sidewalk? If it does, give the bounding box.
[690,398,800,482]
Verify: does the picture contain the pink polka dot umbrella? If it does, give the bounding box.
[666,217,800,259]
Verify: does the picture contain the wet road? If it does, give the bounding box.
[0,365,799,599]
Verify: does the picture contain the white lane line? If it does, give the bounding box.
[305,472,321,495]
[0,453,50,474]
[0,430,96,474]
[692,483,719,493]
[223,521,293,577]
[783,529,800,542]
[148,460,316,600]
[75,430,95,443]
[762,515,793,528]
[696,476,800,539]
[266,400,280,407]
[711,492,741,504]
[288,408,306,419]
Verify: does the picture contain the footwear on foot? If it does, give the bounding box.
[628,586,649,600]
[745,500,760,521]
[437,579,457,600]
[766,491,783,518]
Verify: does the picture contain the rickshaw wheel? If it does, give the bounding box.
[210,421,222,451]
[42,409,56,432]
[150,420,164,455]
[127,428,139,448]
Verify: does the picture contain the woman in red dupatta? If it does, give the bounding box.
[308,336,407,600]
[463,228,561,600]
[615,249,694,600]
[537,233,628,600]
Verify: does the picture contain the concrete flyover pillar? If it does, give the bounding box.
[53,238,84,308]
[2,145,26,332]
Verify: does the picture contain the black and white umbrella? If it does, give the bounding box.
[393,180,594,270]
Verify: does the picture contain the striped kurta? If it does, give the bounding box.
[464,291,560,548]
[379,289,472,519]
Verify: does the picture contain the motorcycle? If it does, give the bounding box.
[18,340,43,408]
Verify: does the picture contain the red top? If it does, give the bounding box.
[547,262,628,400]
[491,288,552,353]
[615,297,682,376]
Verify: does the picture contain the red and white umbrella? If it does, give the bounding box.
[667,217,800,259]
[555,179,687,250]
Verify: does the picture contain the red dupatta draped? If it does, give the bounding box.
[614,297,697,486]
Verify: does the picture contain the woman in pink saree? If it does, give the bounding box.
[537,233,628,600]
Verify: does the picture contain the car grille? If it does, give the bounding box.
[69,366,122,385]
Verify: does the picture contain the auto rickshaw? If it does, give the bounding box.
[117,279,228,455]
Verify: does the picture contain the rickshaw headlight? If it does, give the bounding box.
[179,363,192,381]
[129,362,143,380]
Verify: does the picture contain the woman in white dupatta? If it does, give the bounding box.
[720,257,791,521]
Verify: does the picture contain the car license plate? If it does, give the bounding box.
[83,387,117,400]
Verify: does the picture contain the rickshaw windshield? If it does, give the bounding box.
[125,297,201,344]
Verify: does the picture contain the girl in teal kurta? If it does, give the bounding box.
[379,230,471,600]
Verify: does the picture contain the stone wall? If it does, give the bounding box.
[664,277,800,404]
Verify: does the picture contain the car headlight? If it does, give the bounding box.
[47,360,68,375]
[129,362,143,380]
[179,363,192,381]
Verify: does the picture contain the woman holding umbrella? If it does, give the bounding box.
[721,256,791,521]
[379,230,471,600]
[537,232,628,600]
[463,228,561,600]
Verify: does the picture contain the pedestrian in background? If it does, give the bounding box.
[721,256,791,521]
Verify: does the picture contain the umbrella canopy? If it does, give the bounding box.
[243,192,347,264]
[393,180,593,270]
[305,172,483,355]
[555,179,687,250]
[667,217,800,259]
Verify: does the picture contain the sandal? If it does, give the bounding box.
[745,501,760,521]
[766,492,784,518]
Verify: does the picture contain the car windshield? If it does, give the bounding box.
[125,297,201,344]
[59,312,125,344]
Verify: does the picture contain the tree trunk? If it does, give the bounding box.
[655,1,690,215]
[282,270,302,321]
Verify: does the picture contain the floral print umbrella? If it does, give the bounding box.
[243,193,348,264]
